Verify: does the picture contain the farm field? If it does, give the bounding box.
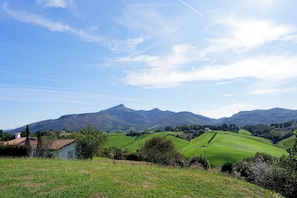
[180,131,288,167]
[105,132,188,152]
[0,158,280,198]
[104,131,288,167]
[276,134,296,150]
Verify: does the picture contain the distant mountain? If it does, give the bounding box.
[220,108,297,126]
[8,105,297,133]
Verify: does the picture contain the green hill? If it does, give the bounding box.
[277,134,296,150]
[0,158,279,198]
[105,131,288,167]
[105,132,189,152]
[180,131,288,167]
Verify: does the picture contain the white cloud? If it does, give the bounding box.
[205,17,296,53]
[36,0,72,8]
[108,36,145,54]
[122,52,297,88]
[248,88,296,95]
[201,103,259,119]
[3,3,101,43]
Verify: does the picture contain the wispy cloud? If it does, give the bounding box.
[122,54,297,88]
[35,0,72,8]
[248,88,296,95]
[3,2,101,43]
[201,103,259,119]
[204,17,296,53]
[178,0,203,16]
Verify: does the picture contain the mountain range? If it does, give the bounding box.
[9,104,297,133]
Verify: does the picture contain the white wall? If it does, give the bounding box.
[56,142,76,159]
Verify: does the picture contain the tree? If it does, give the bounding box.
[140,136,184,166]
[25,125,30,146]
[36,131,43,157]
[24,125,31,156]
[75,125,107,160]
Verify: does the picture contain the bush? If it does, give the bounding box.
[0,145,30,157]
[221,162,233,174]
[234,152,296,198]
[75,125,107,160]
[140,136,184,166]
[189,156,210,170]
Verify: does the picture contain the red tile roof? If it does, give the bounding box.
[3,137,36,145]
[4,138,76,150]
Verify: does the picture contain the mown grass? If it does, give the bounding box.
[180,131,287,167]
[0,158,281,198]
[105,132,187,153]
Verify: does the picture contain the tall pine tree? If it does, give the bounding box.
[24,125,31,156]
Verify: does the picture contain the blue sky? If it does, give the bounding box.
[1,0,297,130]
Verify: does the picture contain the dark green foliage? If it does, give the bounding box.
[36,131,43,157]
[0,145,29,157]
[221,162,233,174]
[243,123,294,143]
[101,147,143,161]
[208,132,217,144]
[25,125,30,146]
[125,153,143,161]
[140,136,184,166]
[75,125,107,160]
[189,156,210,170]
[234,150,297,198]
[0,130,14,141]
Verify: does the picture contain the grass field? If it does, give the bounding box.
[0,158,281,198]
[276,135,296,150]
[180,131,288,167]
[104,132,188,152]
[104,131,288,167]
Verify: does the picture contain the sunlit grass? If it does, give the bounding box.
[0,157,280,198]
[181,131,287,167]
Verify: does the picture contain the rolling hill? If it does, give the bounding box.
[8,104,297,133]
[104,131,288,167]
[180,131,288,167]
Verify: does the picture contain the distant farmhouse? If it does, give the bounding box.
[3,132,76,159]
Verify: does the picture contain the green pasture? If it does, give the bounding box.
[0,158,280,198]
[180,131,288,167]
[277,135,296,150]
[105,132,188,152]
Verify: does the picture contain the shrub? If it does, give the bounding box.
[234,152,296,198]
[75,125,107,160]
[140,136,184,166]
[0,145,30,157]
[221,162,233,174]
[189,156,210,170]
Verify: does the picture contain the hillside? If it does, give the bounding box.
[180,131,287,167]
[104,131,288,167]
[277,134,296,150]
[221,108,297,125]
[0,158,279,198]
[8,105,297,133]
[105,132,189,153]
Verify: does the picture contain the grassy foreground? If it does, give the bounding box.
[0,158,281,198]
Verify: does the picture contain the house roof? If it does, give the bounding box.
[20,139,76,150]
[3,137,36,145]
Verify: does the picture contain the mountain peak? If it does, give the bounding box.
[113,104,126,109]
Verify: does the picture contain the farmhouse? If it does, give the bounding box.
[3,133,76,159]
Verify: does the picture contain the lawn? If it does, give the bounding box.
[0,158,281,198]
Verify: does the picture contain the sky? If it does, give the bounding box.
[1,0,297,130]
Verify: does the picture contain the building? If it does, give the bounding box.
[3,133,76,159]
